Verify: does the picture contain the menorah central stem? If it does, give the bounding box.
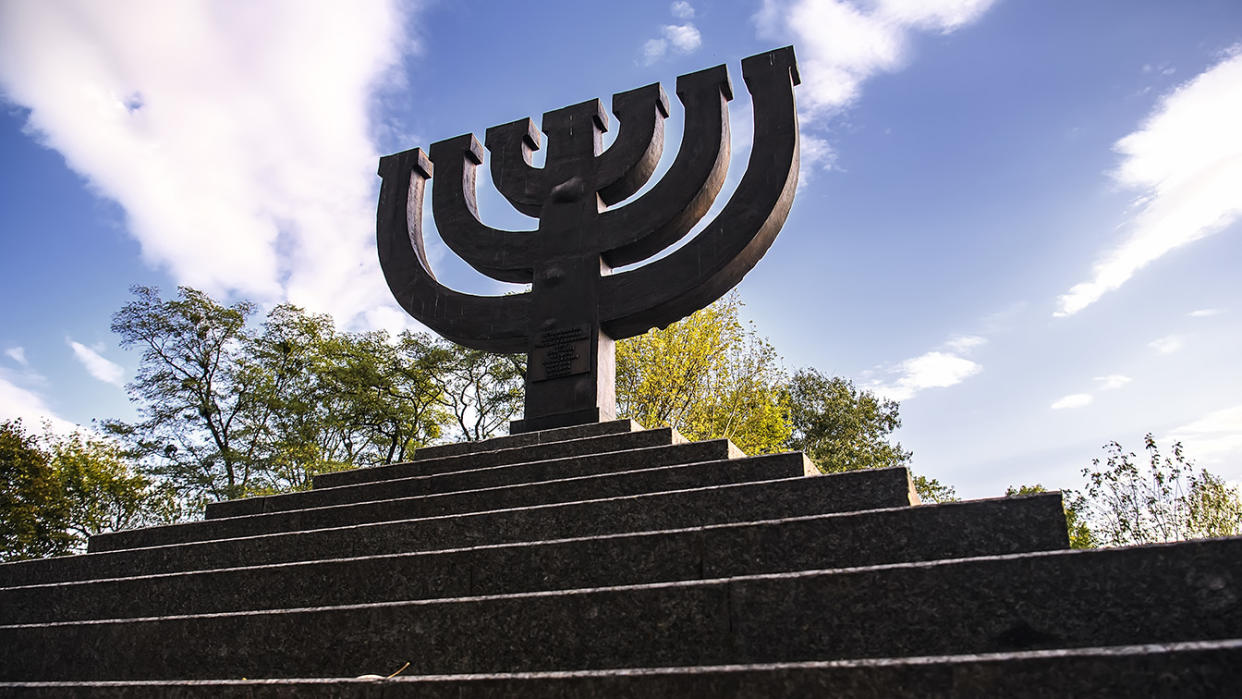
[511,191,615,434]
[507,98,619,434]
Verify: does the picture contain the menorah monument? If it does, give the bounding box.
[377,46,801,433]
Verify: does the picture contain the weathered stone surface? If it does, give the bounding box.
[312,427,686,490]
[2,495,1066,624]
[92,449,788,552]
[206,438,737,520]
[414,419,641,461]
[2,538,1240,681]
[5,640,1238,697]
[1,464,907,587]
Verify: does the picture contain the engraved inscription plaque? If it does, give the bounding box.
[529,325,591,382]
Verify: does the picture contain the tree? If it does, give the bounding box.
[106,285,260,507]
[1,419,72,560]
[437,346,524,442]
[785,369,911,471]
[1,420,176,561]
[616,292,791,455]
[1077,434,1242,546]
[106,288,456,509]
[1006,483,1095,549]
[914,475,959,504]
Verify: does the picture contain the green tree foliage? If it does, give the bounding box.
[105,286,455,513]
[1076,434,1242,546]
[785,369,911,471]
[1,420,72,560]
[2,420,173,561]
[106,286,259,506]
[781,369,954,501]
[438,348,524,442]
[913,475,959,504]
[1006,483,1096,549]
[616,293,791,455]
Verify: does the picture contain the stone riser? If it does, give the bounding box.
[2,540,1239,681]
[91,451,800,552]
[314,427,685,490]
[206,439,740,520]
[1,496,1067,624]
[4,641,1238,697]
[412,419,642,461]
[0,467,915,587]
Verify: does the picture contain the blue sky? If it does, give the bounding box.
[1,0,1239,498]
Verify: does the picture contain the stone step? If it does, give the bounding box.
[413,419,643,461]
[91,449,796,553]
[313,427,685,490]
[4,640,1236,696]
[206,439,741,520]
[0,466,913,587]
[2,538,1238,681]
[1,495,1067,624]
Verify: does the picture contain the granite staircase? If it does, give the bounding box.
[1,419,1239,696]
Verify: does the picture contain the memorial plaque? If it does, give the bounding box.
[530,326,591,382]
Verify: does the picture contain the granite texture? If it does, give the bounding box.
[414,419,641,461]
[2,538,1240,681]
[206,438,737,520]
[4,640,1238,697]
[92,447,782,552]
[312,427,685,490]
[2,495,1066,624]
[0,463,908,587]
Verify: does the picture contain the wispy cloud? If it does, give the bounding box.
[754,0,994,178]
[641,4,703,66]
[1055,47,1242,316]
[757,0,995,116]
[0,1,420,329]
[1168,405,1242,466]
[67,339,125,387]
[1093,374,1132,391]
[867,333,984,402]
[3,347,26,366]
[1149,335,1184,355]
[945,334,986,353]
[1189,308,1224,317]
[0,367,76,433]
[1051,393,1093,410]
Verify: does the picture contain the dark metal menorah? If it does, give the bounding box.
[377,46,801,433]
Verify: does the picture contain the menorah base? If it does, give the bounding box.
[510,406,612,434]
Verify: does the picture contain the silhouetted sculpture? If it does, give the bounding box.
[377,46,801,433]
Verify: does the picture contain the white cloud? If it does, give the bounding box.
[797,133,836,188]
[67,339,125,387]
[755,0,995,120]
[869,349,981,402]
[1051,393,1093,410]
[1168,405,1242,466]
[0,1,418,328]
[1055,47,1242,316]
[1093,374,1132,390]
[4,347,27,366]
[945,334,986,353]
[1189,308,1224,317]
[671,1,695,19]
[642,23,702,65]
[664,24,702,53]
[0,368,77,433]
[1149,335,1184,354]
